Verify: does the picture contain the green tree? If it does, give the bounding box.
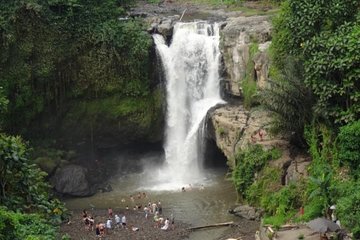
[336,181,360,238]
[0,207,57,240]
[0,134,66,223]
[0,0,153,136]
[260,58,313,145]
[271,0,360,125]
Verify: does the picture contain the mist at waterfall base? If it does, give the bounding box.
[138,22,226,191]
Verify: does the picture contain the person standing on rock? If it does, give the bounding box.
[82,209,88,218]
[89,216,95,231]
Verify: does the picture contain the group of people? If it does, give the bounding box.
[82,210,95,231]
[80,193,176,238]
[82,209,128,238]
[153,211,175,231]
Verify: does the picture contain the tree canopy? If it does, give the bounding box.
[0,0,152,135]
[271,0,360,125]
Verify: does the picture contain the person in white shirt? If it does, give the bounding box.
[121,215,127,228]
[115,214,121,228]
[106,218,112,229]
[161,218,170,231]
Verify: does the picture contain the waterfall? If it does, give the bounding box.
[153,21,225,190]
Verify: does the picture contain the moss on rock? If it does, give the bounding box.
[60,88,164,146]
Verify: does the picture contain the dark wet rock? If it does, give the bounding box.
[52,164,95,197]
[156,15,179,37]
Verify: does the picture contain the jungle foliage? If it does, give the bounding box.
[260,58,313,145]
[232,145,281,200]
[245,0,360,235]
[271,0,360,125]
[0,0,153,136]
[0,207,57,240]
[0,133,68,239]
[0,0,154,238]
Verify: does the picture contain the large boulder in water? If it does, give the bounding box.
[52,164,94,197]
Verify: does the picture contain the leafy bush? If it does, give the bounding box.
[0,207,57,240]
[246,166,282,206]
[232,145,281,200]
[261,183,302,226]
[0,1,153,135]
[337,120,360,175]
[0,134,67,223]
[0,87,8,126]
[335,179,360,238]
[301,193,326,222]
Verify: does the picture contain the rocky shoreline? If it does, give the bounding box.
[60,208,260,240]
[60,209,190,240]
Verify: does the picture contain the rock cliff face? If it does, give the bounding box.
[208,105,290,168]
[208,15,310,182]
[208,15,276,168]
[220,16,272,97]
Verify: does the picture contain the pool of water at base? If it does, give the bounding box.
[64,168,256,240]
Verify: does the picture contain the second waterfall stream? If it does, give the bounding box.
[153,21,225,190]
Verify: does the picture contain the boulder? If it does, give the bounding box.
[231,205,263,221]
[52,164,94,197]
[156,15,179,38]
[285,156,311,185]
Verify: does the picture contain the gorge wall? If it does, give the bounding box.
[209,15,310,181]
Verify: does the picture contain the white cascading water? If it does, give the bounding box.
[153,22,225,190]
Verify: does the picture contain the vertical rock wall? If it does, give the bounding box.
[210,15,310,181]
[220,16,272,97]
[209,16,275,168]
